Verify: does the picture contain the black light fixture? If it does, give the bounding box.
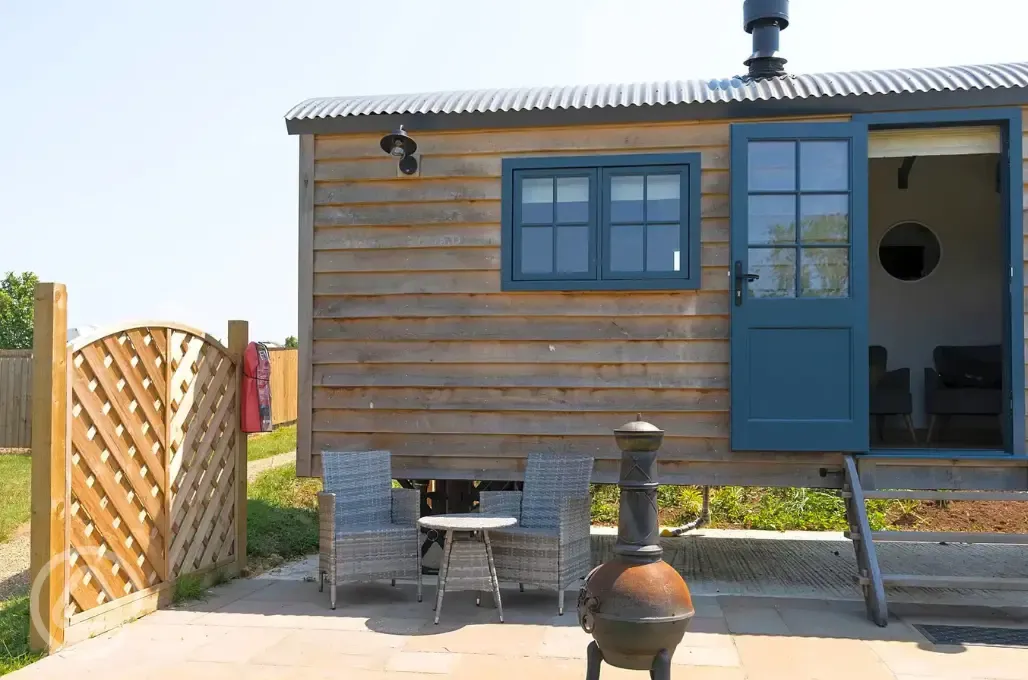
[380,125,419,175]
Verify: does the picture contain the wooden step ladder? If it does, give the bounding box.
[841,455,1028,627]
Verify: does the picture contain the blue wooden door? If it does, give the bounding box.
[730,122,869,451]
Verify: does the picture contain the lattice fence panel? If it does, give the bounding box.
[167,330,238,577]
[68,328,169,615]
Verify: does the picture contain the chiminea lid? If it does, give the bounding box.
[614,413,664,434]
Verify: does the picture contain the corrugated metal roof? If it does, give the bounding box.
[285,61,1028,121]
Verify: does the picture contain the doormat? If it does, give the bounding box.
[914,624,1028,647]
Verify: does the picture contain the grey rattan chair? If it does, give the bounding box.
[318,450,422,609]
[479,452,594,615]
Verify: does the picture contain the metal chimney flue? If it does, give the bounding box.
[743,0,790,78]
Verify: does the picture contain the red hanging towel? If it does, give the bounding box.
[241,342,273,433]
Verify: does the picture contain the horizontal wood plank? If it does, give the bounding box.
[862,490,1028,501]
[313,195,727,227]
[313,217,729,250]
[315,202,501,227]
[314,123,732,159]
[314,291,730,318]
[315,247,500,272]
[312,315,727,341]
[313,171,729,205]
[313,243,728,273]
[312,432,728,460]
[312,386,727,412]
[313,361,727,389]
[312,339,729,364]
[314,149,729,182]
[311,408,728,437]
[314,267,729,295]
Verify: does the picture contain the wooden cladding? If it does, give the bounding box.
[298,118,864,477]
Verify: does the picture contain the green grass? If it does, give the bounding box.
[592,484,896,532]
[171,574,207,604]
[246,463,321,571]
[0,596,41,676]
[0,456,31,543]
[247,425,297,462]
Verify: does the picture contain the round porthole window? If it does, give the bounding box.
[878,221,941,282]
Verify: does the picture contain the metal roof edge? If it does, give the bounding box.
[284,86,1028,136]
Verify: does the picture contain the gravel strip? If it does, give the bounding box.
[247,451,296,481]
[0,525,30,601]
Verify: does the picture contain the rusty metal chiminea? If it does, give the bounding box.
[578,415,694,680]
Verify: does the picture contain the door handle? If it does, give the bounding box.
[734,260,759,306]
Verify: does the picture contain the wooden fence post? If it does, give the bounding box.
[29,283,68,653]
[227,320,248,575]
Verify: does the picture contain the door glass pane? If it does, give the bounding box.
[610,224,644,271]
[646,224,680,272]
[646,174,681,221]
[800,140,849,191]
[610,176,644,222]
[521,226,553,273]
[800,194,849,244]
[801,248,849,297]
[556,226,590,273]
[521,178,553,224]
[749,195,796,245]
[556,177,590,224]
[748,247,796,298]
[748,141,796,191]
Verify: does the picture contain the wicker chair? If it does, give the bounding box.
[479,452,594,615]
[318,450,421,609]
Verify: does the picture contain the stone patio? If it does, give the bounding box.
[10,567,1028,679]
[11,530,1028,679]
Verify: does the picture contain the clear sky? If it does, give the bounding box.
[2,0,1026,342]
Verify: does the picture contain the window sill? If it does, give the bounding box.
[501,278,702,292]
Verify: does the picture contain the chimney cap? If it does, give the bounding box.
[744,0,790,32]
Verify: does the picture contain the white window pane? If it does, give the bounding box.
[646,174,681,222]
[748,195,796,245]
[748,141,796,191]
[748,247,796,298]
[800,141,849,191]
[521,177,553,224]
[646,224,680,272]
[521,226,552,273]
[556,177,590,223]
[610,176,644,222]
[556,226,590,273]
[801,247,849,297]
[610,225,644,271]
[800,194,849,244]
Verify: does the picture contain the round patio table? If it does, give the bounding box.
[418,513,517,624]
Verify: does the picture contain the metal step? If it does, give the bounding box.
[880,574,1028,591]
[869,531,1028,545]
[859,490,1028,502]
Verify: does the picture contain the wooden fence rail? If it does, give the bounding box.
[268,347,297,426]
[29,283,248,653]
[0,349,32,448]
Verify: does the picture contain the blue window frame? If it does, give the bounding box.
[501,153,702,291]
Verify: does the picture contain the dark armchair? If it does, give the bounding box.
[869,345,916,443]
[924,344,1003,444]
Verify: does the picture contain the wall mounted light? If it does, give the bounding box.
[380,125,419,175]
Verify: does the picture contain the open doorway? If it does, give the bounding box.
[868,143,1005,449]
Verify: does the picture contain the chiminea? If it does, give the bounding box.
[578,415,694,680]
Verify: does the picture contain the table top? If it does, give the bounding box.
[418,513,518,531]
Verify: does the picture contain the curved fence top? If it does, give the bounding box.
[67,320,232,356]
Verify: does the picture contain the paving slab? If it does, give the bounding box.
[13,529,1028,679]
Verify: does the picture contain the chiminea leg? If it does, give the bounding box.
[649,649,671,680]
[585,641,603,680]
[649,646,674,678]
